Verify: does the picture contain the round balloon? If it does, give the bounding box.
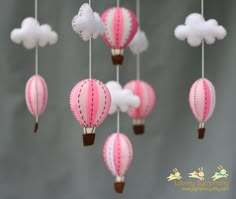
[101,7,138,65]
[25,74,48,133]
[189,78,216,139]
[70,79,111,146]
[124,80,155,135]
[103,133,133,193]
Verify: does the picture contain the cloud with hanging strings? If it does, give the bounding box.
[175,13,227,47]
[72,3,105,41]
[106,81,140,114]
[11,17,58,49]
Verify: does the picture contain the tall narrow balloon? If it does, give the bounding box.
[101,7,138,65]
[103,133,133,193]
[189,78,216,139]
[25,75,48,133]
[125,80,155,135]
[70,79,111,146]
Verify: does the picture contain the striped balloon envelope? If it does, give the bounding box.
[124,80,156,135]
[25,75,48,133]
[70,79,111,146]
[189,78,216,139]
[103,133,133,193]
[101,7,138,65]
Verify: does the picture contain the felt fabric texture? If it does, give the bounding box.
[189,78,216,123]
[101,7,138,50]
[2,0,236,199]
[11,17,58,49]
[175,13,227,47]
[106,81,140,114]
[72,3,104,41]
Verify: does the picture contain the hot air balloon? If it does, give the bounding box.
[124,80,155,135]
[25,74,48,133]
[189,78,216,139]
[103,133,133,193]
[101,7,138,65]
[70,79,111,146]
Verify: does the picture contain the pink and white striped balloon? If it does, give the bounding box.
[70,79,111,146]
[124,80,155,135]
[189,78,216,139]
[101,7,138,65]
[103,133,133,193]
[25,75,48,133]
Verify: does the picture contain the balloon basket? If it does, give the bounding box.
[198,128,205,140]
[114,182,125,193]
[112,55,124,65]
[83,134,96,146]
[133,124,145,135]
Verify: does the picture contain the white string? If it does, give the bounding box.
[117,0,120,7]
[136,0,141,80]
[89,0,92,79]
[116,65,120,133]
[35,0,38,75]
[201,0,204,78]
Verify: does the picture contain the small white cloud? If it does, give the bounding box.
[72,3,105,41]
[129,29,149,55]
[11,17,58,49]
[106,81,140,115]
[175,13,227,47]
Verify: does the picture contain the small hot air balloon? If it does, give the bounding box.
[70,79,111,146]
[25,74,48,133]
[124,80,155,135]
[189,78,216,139]
[101,7,138,65]
[103,133,133,193]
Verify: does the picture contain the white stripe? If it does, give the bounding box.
[105,9,115,47]
[120,8,131,47]
[205,79,216,121]
[107,134,117,176]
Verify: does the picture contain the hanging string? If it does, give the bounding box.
[89,0,92,79]
[201,0,205,78]
[136,0,140,80]
[117,0,120,7]
[116,65,120,133]
[35,0,38,76]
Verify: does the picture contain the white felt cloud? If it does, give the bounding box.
[72,3,105,41]
[129,29,149,55]
[175,13,227,47]
[11,17,58,49]
[106,81,140,115]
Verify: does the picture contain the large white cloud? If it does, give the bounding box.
[11,17,58,49]
[72,3,104,41]
[106,81,140,115]
[175,13,227,47]
[129,29,149,55]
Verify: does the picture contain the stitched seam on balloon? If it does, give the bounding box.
[194,80,201,121]
[203,80,208,121]
[123,9,132,48]
[105,9,114,48]
[117,134,121,176]
[89,81,94,126]
[39,77,47,114]
[115,9,120,48]
[95,81,107,127]
[78,80,88,126]
[27,77,35,115]
[35,76,39,115]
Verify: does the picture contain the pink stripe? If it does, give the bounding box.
[114,134,121,175]
[135,81,143,118]
[39,76,47,114]
[113,8,120,48]
[203,80,211,121]
[27,77,36,115]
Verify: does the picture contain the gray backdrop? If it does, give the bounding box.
[1,0,235,199]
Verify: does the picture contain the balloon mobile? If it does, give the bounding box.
[101,0,138,194]
[10,0,58,133]
[175,0,226,139]
[70,1,111,146]
[126,0,156,135]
